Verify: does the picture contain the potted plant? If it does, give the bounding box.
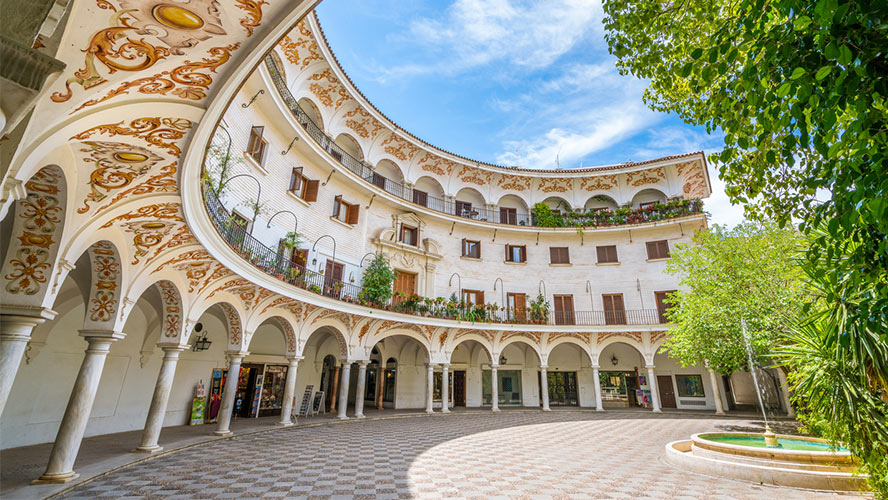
[360,255,396,307]
[529,294,550,324]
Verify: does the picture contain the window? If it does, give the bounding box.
[332,195,360,225]
[400,225,418,246]
[247,125,267,165]
[553,294,575,325]
[596,245,618,263]
[550,247,570,264]
[462,289,484,306]
[507,293,527,322]
[505,244,526,263]
[675,374,705,397]
[602,293,626,325]
[655,290,677,324]
[371,172,386,190]
[412,189,428,207]
[646,240,670,260]
[462,239,481,259]
[456,200,473,217]
[289,167,319,202]
[499,207,517,225]
[323,260,345,297]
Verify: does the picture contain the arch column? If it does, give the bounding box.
[354,361,368,418]
[441,363,450,413]
[0,310,54,417]
[329,364,341,413]
[35,330,125,483]
[278,356,303,426]
[708,368,726,415]
[490,364,500,412]
[540,365,550,411]
[646,365,661,413]
[592,365,604,411]
[135,344,188,452]
[213,351,248,436]
[336,362,351,419]
[425,363,434,413]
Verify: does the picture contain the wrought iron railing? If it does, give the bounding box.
[203,181,666,327]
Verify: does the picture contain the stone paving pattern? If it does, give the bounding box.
[55,412,863,500]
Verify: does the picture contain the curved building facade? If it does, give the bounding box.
[0,4,786,485]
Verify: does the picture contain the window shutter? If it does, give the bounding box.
[659,240,670,258]
[332,195,342,218]
[461,238,467,256]
[505,245,511,262]
[303,179,319,202]
[346,203,360,225]
[478,291,485,304]
[596,246,606,262]
[520,246,526,262]
[477,241,481,259]
[248,125,264,153]
[289,167,303,191]
[646,241,656,259]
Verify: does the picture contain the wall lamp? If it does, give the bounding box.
[611,354,619,366]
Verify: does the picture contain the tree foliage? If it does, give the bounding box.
[775,226,888,497]
[603,0,888,330]
[359,255,396,307]
[663,222,808,374]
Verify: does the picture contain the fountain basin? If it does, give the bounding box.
[665,432,868,492]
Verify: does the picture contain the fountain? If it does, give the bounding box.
[663,321,868,492]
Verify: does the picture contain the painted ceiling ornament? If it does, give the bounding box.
[308,68,351,109]
[382,134,420,162]
[457,165,493,187]
[417,153,456,176]
[234,0,267,37]
[497,174,532,192]
[580,175,618,192]
[343,106,384,139]
[260,296,299,314]
[87,242,121,323]
[538,177,573,193]
[151,248,212,273]
[277,20,320,69]
[650,331,668,345]
[71,117,193,157]
[118,0,225,54]
[626,167,666,187]
[597,331,643,344]
[77,141,163,213]
[118,220,178,264]
[219,302,242,345]
[71,43,240,111]
[273,317,297,353]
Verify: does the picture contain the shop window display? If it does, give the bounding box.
[675,374,705,397]
[259,365,288,417]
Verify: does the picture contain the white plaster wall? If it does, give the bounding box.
[652,351,717,410]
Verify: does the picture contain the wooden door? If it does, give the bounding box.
[508,293,527,322]
[657,375,677,408]
[553,294,575,325]
[453,371,466,406]
[602,294,626,325]
[655,290,676,324]
[392,270,416,304]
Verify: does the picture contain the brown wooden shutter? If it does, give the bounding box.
[461,238,467,256]
[520,246,526,262]
[294,249,308,267]
[303,179,319,201]
[646,241,657,259]
[289,167,303,191]
[596,246,606,262]
[332,195,342,217]
[248,125,264,153]
[346,203,359,225]
[658,240,670,258]
[505,244,510,261]
[477,241,481,259]
[478,291,485,304]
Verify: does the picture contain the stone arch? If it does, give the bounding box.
[374,158,404,185]
[333,132,363,161]
[412,175,445,201]
[583,194,619,211]
[448,334,493,364]
[630,188,667,208]
[249,315,298,356]
[303,325,348,360]
[1,165,68,311]
[367,327,431,362]
[298,96,324,131]
[497,193,529,213]
[454,187,487,210]
[497,335,542,363]
[596,339,647,370]
[199,302,243,349]
[545,335,594,365]
[153,279,186,341]
[540,196,572,212]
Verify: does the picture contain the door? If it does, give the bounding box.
[658,375,677,408]
[553,294,575,325]
[508,293,527,322]
[324,260,344,297]
[545,371,578,406]
[626,374,638,406]
[602,294,626,325]
[453,371,466,406]
[392,270,416,304]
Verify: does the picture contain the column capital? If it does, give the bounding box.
[645,364,656,370]
[441,363,450,369]
[287,355,304,364]
[591,364,600,370]
[1,306,57,322]
[78,329,126,342]
[489,363,499,369]
[356,359,370,367]
[225,350,249,360]
[539,365,548,370]
[156,343,189,352]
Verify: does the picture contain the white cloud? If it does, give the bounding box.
[374,0,603,81]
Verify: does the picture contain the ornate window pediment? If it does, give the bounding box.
[375,212,441,260]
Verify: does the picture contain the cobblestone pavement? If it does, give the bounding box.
[55,411,864,500]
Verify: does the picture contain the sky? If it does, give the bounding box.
[315,0,745,227]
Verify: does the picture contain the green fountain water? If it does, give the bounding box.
[699,434,849,452]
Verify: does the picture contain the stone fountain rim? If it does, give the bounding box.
[691,432,853,458]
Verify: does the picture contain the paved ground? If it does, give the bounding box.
[30,410,864,500]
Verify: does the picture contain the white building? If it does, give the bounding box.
[0,6,788,485]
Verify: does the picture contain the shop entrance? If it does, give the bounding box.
[235,363,264,417]
[382,358,397,405]
[599,371,641,408]
[319,355,337,412]
[453,370,466,406]
[482,369,523,406]
[542,371,578,406]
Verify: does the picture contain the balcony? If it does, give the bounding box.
[263,55,703,230]
[203,183,668,328]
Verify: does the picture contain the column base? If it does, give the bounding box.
[652,408,662,413]
[337,415,349,420]
[442,409,450,414]
[276,421,294,427]
[715,410,726,416]
[132,445,163,453]
[596,407,604,412]
[211,430,232,436]
[425,409,434,414]
[33,472,79,484]
[491,407,501,412]
[542,407,551,412]
[355,414,365,419]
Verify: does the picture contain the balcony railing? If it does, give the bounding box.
[203,183,667,328]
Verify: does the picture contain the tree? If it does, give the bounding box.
[603,0,888,332]
[776,226,888,497]
[359,255,396,307]
[663,222,808,375]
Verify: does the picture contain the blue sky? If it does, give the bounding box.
[315,0,744,226]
